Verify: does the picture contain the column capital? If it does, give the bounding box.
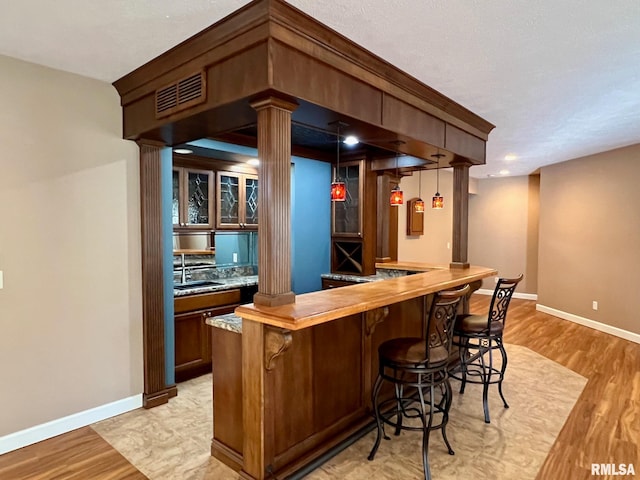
[136,138,167,148]
[449,157,475,169]
[250,94,299,113]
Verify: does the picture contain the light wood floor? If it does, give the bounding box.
[1,297,638,480]
[0,427,146,480]
[494,298,640,480]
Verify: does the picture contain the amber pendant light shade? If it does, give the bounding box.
[390,185,404,206]
[432,152,445,209]
[414,169,425,213]
[389,140,405,206]
[330,121,348,202]
[330,181,346,201]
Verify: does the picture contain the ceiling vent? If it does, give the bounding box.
[155,71,206,118]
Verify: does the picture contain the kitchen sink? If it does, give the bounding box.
[174,280,225,290]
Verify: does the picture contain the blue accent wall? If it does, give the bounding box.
[161,147,175,386]
[291,157,331,293]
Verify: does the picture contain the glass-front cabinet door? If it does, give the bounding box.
[173,167,214,229]
[217,172,240,227]
[243,174,259,227]
[217,172,258,229]
[332,159,363,237]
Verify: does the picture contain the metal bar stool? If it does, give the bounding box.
[368,285,470,480]
[449,274,523,423]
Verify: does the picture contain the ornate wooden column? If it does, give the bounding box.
[138,141,176,407]
[450,158,473,269]
[240,95,297,480]
[251,95,298,307]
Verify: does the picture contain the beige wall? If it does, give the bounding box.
[398,169,539,296]
[538,144,640,334]
[0,55,143,436]
[397,169,454,265]
[468,175,539,294]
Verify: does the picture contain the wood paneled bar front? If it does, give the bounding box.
[209,265,496,479]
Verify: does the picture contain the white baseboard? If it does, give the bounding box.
[476,289,538,301]
[536,304,640,345]
[0,393,142,455]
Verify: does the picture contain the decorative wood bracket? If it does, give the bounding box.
[264,327,293,371]
[365,307,389,336]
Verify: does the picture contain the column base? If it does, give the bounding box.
[143,384,177,408]
[449,262,470,269]
[253,291,296,307]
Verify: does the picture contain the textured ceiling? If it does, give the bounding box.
[1,0,638,177]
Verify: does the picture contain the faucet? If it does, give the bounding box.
[180,253,187,284]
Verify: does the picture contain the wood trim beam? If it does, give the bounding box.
[370,156,432,171]
[113,0,494,146]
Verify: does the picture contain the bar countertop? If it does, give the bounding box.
[235,264,496,330]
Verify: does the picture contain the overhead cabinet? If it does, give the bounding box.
[217,172,258,229]
[173,167,214,229]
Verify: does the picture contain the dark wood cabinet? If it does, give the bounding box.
[331,160,363,237]
[216,172,258,229]
[174,289,241,382]
[174,309,213,382]
[172,166,214,229]
[330,157,377,276]
[321,278,357,290]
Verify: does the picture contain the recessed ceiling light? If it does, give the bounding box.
[487,174,496,178]
[173,148,193,155]
[343,135,359,146]
[499,169,510,175]
[247,158,260,166]
[504,154,518,161]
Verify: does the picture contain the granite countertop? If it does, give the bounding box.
[205,313,242,334]
[173,275,258,297]
[321,261,446,284]
[320,273,384,283]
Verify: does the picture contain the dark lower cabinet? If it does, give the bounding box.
[321,278,357,289]
[174,289,241,382]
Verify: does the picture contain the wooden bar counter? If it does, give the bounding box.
[209,265,496,479]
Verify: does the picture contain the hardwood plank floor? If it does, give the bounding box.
[0,427,146,480]
[0,297,638,479]
[472,296,640,480]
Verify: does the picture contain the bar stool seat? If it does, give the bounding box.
[457,314,504,334]
[378,338,449,365]
[368,285,469,480]
[449,274,523,424]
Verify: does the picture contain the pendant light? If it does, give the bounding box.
[414,169,425,213]
[390,140,405,206]
[431,152,444,209]
[330,122,346,202]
